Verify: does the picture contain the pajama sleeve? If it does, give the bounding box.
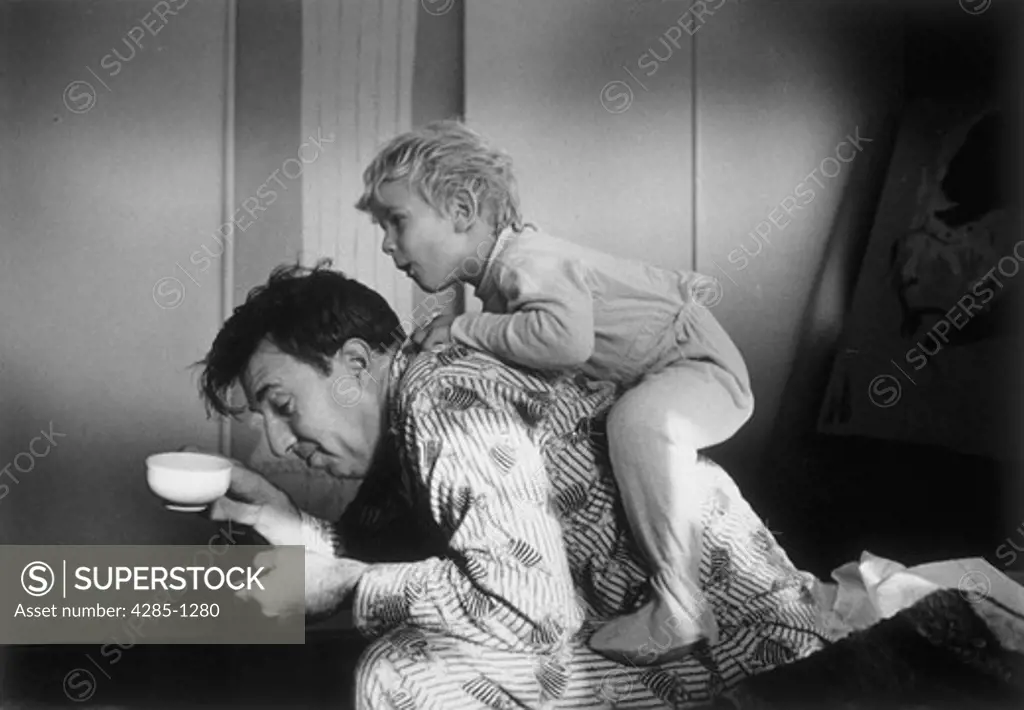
[450,255,596,370]
[350,375,585,653]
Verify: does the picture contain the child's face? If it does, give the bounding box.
[373,180,466,293]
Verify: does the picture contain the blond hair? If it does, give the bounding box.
[355,120,523,234]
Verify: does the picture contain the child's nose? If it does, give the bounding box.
[381,231,396,255]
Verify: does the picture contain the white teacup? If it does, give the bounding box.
[146,452,232,512]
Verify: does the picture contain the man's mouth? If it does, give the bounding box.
[309,449,333,469]
[295,446,327,469]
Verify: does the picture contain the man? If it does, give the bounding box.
[197,261,832,709]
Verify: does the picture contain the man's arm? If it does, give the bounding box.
[209,453,447,620]
[451,256,595,370]
[349,374,584,653]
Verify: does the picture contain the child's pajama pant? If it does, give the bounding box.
[589,302,756,663]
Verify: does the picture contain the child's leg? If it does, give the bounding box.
[588,362,753,665]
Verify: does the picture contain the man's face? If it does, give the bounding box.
[373,180,467,293]
[243,340,384,478]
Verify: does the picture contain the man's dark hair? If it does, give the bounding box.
[197,259,403,417]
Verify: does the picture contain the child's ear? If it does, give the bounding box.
[451,188,479,233]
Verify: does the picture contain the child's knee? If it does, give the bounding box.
[696,379,754,446]
[721,395,754,437]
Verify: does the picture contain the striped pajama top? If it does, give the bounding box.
[302,342,829,703]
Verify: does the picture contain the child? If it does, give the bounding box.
[355,120,754,665]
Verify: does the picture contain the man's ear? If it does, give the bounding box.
[334,339,373,375]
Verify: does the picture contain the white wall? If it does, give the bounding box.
[695,0,903,475]
[466,0,903,478]
[0,0,229,544]
[465,0,695,273]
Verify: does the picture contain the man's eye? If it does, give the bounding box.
[272,401,295,417]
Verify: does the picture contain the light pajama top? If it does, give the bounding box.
[450,225,752,403]
[301,344,830,709]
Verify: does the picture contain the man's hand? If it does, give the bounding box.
[178,446,288,507]
[208,464,303,547]
[411,313,456,351]
[238,549,369,618]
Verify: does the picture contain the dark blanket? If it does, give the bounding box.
[725,589,1024,710]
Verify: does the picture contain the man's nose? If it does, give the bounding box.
[264,416,296,458]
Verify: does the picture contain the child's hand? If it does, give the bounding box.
[412,313,457,351]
